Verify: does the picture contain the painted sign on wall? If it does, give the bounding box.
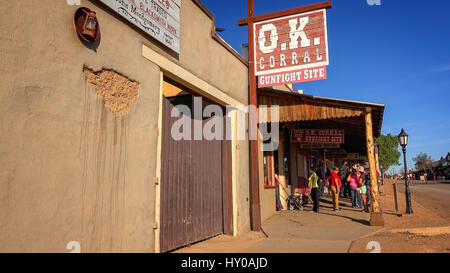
[291,129,344,143]
[99,0,180,53]
[254,9,329,87]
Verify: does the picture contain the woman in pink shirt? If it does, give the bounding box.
[347,167,360,208]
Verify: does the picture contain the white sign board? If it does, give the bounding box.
[99,0,181,53]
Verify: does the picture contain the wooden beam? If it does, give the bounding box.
[247,0,262,232]
[238,1,332,26]
[329,118,365,126]
[258,90,371,113]
[365,111,384,226]
[292,119,364,130]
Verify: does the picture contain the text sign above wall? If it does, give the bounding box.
[299,143,340,149]
[254,8,329,87]
[99,0,180,53]
[291,129,344,143]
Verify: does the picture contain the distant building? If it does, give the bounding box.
[432,152,450,167]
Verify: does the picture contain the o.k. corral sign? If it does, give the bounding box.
[291,129,344,144]
[254,8,329,87]
[99,0,180,53]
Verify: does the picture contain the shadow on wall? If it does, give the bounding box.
[77,31,101,52]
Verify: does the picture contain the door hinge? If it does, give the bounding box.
[153,222,159,230]
[154,177,159,185]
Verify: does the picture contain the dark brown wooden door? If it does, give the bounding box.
[160,95,224,252]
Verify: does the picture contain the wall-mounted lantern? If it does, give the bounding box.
[74,7,100,43]
[81,10,98,39]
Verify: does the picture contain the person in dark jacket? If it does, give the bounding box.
[339,161,350,198]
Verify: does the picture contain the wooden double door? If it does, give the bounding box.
[159,92,232,252]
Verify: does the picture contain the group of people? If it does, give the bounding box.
[307,161,375,213]
[407,171,417,181]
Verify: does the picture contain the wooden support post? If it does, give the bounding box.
[365,109,384,226]
[246,0,261,231]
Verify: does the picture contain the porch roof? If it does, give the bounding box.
[258,89,385,138]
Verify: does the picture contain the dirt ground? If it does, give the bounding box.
[349,232,450,253]
[348,181,450,253]
[378,181,449,229]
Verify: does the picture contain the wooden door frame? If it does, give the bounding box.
[222,137,233,235]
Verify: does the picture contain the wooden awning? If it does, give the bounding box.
[258,89,385,138]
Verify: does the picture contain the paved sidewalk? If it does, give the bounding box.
[176,195,381,253]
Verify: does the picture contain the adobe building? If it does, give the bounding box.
[0,0,253,252]
[1,0,387,253]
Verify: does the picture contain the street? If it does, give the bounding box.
[396,181,450,220]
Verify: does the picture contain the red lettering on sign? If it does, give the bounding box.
[291,129,344,143]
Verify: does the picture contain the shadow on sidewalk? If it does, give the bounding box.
[317,211,370,226]
[319,196,357,208]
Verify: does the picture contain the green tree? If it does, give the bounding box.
[412,152,434,171]
[375,134,401,177]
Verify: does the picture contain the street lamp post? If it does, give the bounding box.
[398,128,413,214]
[374,144,380,182]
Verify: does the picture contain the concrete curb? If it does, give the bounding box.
[387,226,450,236]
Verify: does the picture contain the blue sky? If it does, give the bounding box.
[202,0,450,172]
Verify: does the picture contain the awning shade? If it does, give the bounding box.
[259,96,364,123]
[258,89,385,138]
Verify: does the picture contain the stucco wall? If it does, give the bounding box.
[258,137,276,223]
[277,134,288,210]
[236,138,251,233]
[261,187,276,223]
[0,0,162,253]
[141,0,249,105]
[0,0,250,252]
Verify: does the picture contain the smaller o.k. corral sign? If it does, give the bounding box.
[254,8,329,87]
[291,129,344,144]
[99,0,181,53]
